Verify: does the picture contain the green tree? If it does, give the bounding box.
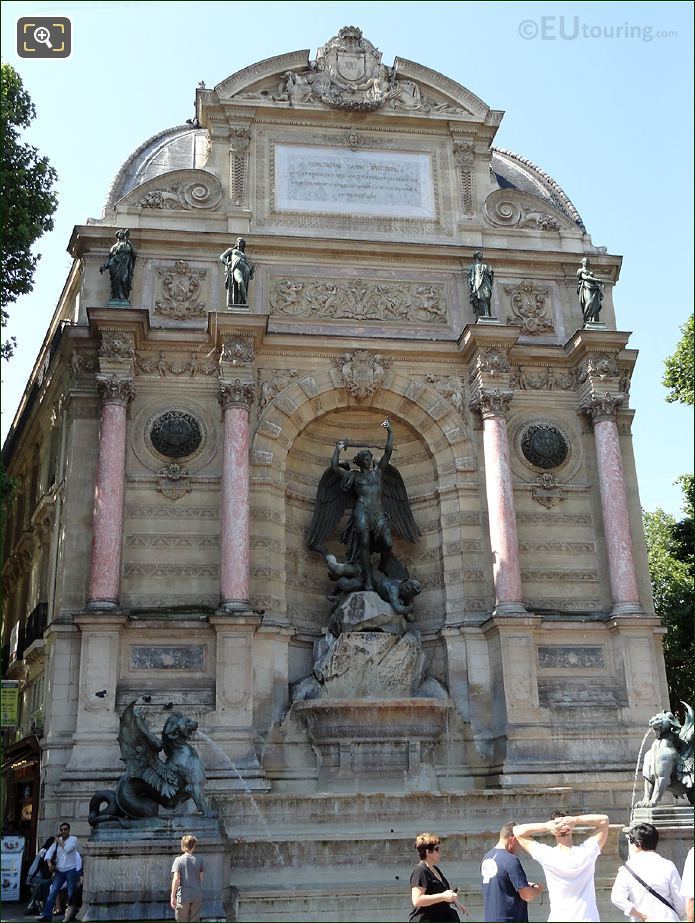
[662,314,694,406]
[643,319,695,710]
[643,496,694,710]
[0,63,58,360]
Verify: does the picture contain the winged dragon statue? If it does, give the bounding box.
[88,701,209,825]
[307,418,421,612]
[636,702,694,807]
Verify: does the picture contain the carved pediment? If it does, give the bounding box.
[213,28,493,120]
[483,188,578,232]
[116,169,223,212]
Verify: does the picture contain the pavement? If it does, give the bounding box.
[0,905,81,922]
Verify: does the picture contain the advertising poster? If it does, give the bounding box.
[1,834,25,902]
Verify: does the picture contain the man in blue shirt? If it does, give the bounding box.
[481,822,543,922]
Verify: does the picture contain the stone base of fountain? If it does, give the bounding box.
[294,697,452,788]
[623,804,694,869]
[81,813,231,921]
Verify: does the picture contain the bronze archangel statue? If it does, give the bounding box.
[307,418,420,593]
[88,701,209,825]
[636,702,694,807]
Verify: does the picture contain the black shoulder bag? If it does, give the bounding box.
[622,863,677,914]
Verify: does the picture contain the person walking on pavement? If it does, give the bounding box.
[37,822,79,922]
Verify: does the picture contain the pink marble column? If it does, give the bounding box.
[584,393,641,615]
[218,379,255,612]
[472,388,526,615]
[86,376,135,609]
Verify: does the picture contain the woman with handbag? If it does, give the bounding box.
[409,832,468,922]
[611,823,686,922]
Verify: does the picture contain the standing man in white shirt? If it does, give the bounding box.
[611,823,685,922]
[37,822,79,922]
[513,810,609,922]
[681,846,694,923]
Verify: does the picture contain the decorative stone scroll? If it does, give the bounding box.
[269,277,447,324]
[483,189,576,231]
[118,170,223,211]
[503,280,554,335]
[333,351,391,401]
[154,261,207,319]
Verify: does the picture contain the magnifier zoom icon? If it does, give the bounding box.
[33,26,53,48]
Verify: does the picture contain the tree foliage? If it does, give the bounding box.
[643,487,694,710]
[662,315,694,406]
[0,63,58,360]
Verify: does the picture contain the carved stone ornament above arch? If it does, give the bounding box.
[483,188,579,232]
[115,169,223,212]
[214,28,495,120]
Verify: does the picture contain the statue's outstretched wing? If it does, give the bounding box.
[678,702,694,755]
[117,702,179,799]
[306,464,350,555]
[383,464,420,543]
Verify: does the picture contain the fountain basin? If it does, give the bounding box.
[293,698,452,785]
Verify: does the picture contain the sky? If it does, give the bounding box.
[1,0,693,515]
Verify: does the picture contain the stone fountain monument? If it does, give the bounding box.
[81,700,230,920]
[287,419,451,789]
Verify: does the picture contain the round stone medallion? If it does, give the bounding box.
[149,410,202,459]
[520,423,569,470]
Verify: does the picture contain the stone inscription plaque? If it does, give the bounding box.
[537,646,604,669]
[130,645,205,671]
[275,145,436,219]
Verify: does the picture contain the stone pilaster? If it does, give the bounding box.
[218,378,255,612]
[86,376,135,610]
[581,392,642,616]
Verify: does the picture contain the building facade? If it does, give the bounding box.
[2,28,667,918]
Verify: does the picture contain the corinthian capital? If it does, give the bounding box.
[218,378,255,409]
[470,387,513,419]
[581,392,623,423]
[97,375,135,406]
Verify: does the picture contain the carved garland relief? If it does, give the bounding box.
[269,277,448,324]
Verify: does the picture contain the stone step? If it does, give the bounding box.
[216,786,580,831]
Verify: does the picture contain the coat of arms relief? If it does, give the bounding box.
[240,27,466,115]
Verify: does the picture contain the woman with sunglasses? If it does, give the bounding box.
[410,833,468,921]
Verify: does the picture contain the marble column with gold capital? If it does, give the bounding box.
[218,378,255,612]
[86,375,135,609]
[471,387,526,615]
[582,392,642,615]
